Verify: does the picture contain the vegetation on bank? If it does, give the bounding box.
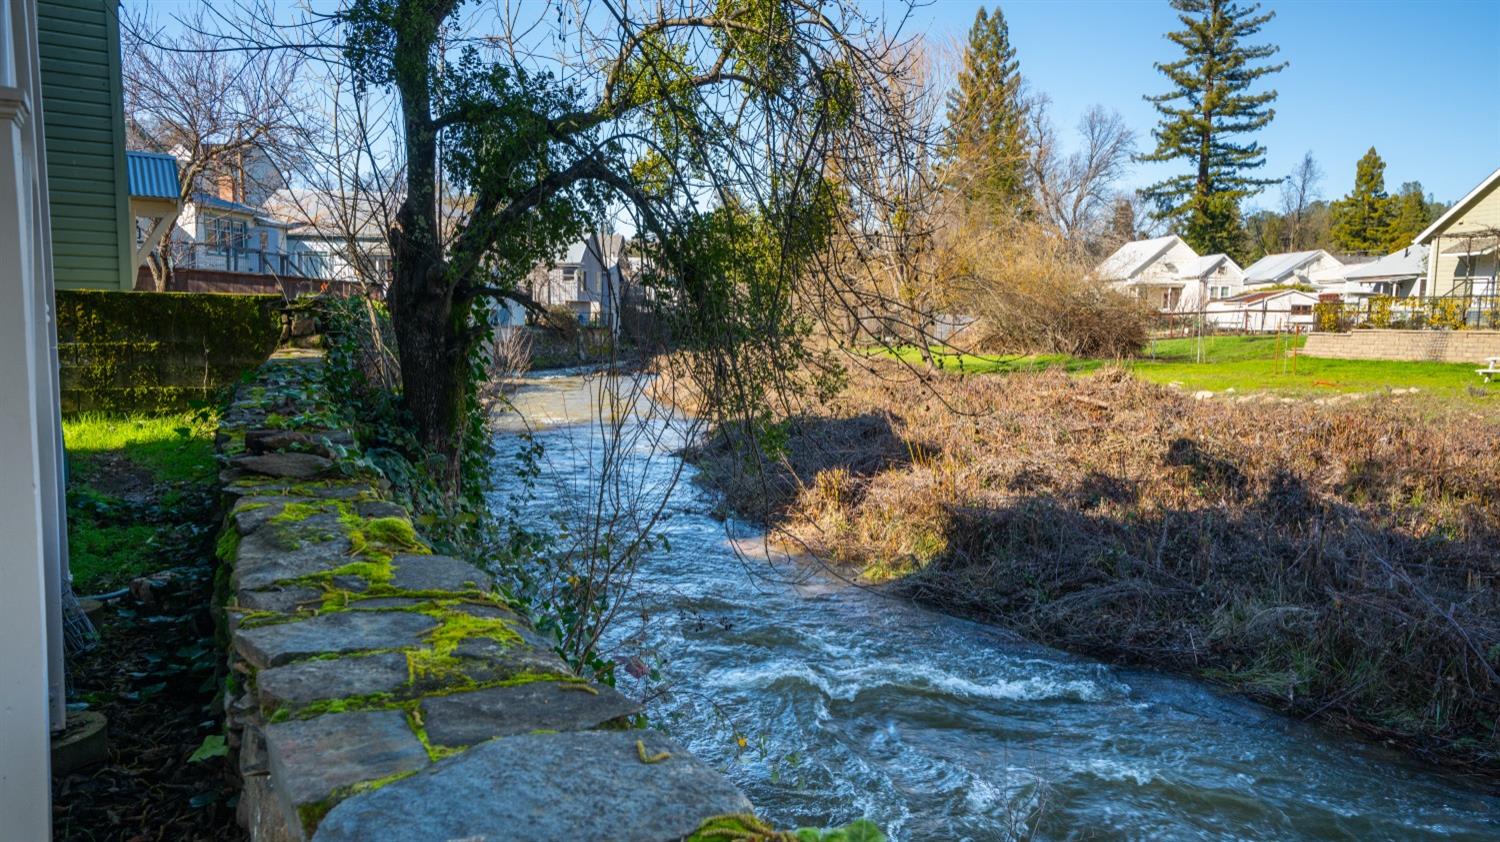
[689,363,1500,774]
[63,411,218,593]
[57,409,240,837]
[880,335,1493,398]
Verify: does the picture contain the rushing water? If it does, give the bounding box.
[489,371,1499,841]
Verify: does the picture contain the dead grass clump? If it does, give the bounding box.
[691,362,1500,774]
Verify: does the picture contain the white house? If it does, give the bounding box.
[1205,288,1320,332]
[173,192,297,275]
[527,233,629,330]
[1338,245,1427,301]
[1184,253,1247,303]
[1094,235,1243,312]
[159,144,304,276]
[1241,249,1346,290]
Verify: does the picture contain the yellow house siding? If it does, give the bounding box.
[1429,180,1500,297]
[37,0,134,290]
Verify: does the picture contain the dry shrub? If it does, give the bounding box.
[691,363,1500,772]
[959,222,1149,358]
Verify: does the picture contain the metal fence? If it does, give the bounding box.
[1311,294,1500,332]
[1148,307,1315,337]
[176,242,307,277]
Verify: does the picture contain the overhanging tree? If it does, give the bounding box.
[1138,0,1285,258]
[324,0,911,494]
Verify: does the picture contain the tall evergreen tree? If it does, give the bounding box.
[1330,147,1394,254]
[945,6,1030,217]
[1138,0,1285,258]
[1383,181,1433,252]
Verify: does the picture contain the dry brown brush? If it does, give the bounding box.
[690,365,1500,775]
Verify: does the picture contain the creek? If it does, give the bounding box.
[489,371,1498,841]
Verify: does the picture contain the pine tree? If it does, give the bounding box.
[945,6,1031,218]
[1138,0,1285,257]
[1383,181,1432,252]
[1330,147,1394,254]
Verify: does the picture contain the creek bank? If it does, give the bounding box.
[213,350,752,840]
[686,364,1500,781]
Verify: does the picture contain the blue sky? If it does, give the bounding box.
[891,0,1500,207]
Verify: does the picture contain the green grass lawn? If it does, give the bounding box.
[63,412,217,592]
[877,335,1494,399]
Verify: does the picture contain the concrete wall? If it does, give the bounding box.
[215,353,750,840]
[1304,329,1500,364]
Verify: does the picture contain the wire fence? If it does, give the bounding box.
[1312,293,1500,333]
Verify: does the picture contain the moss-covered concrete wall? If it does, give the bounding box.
[56,290,283,413]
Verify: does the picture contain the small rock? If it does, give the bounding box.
[355,500,407,520]
[1192,390,1214,400]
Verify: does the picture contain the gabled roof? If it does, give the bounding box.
[1415,167,1500,245]
[1178,253,1241,280]
[1094,235,1191,280]
[1242,250,1336,284]
[191,192,261,216]
[558,233,628,266]
[1220,287,1318,305]
[1343,245,1427,281]
[126,151,180,200]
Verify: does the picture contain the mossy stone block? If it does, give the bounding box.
[313,731,751,842]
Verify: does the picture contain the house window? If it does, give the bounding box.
[208,217,248,254]
[1290,304,1312,316]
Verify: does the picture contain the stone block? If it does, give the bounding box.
[256,653,413,712]
[233,452,337,479]
[387,555,493,592]
[236,611,437,669]
[232,512,355,592]
[264,710,430,839]
[420,681,640,749]
[313,730,751,842]
[238,585,325,615]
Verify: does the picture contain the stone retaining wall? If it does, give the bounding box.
[215,351,749,840]
[1304,329,1500,364]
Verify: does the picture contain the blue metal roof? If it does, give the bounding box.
[126,151,180,199]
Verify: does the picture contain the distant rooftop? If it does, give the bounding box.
[1094,235,1185,280]
[1242,250,1330,284]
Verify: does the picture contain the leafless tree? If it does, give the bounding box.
[121,6,316,290]
[1029,101,1137,252]
[1279,150,1322,251]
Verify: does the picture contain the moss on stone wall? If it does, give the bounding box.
[56,289,283,412]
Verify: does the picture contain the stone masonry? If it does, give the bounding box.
[216,351,750,840]
[1304,329,1500,364]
